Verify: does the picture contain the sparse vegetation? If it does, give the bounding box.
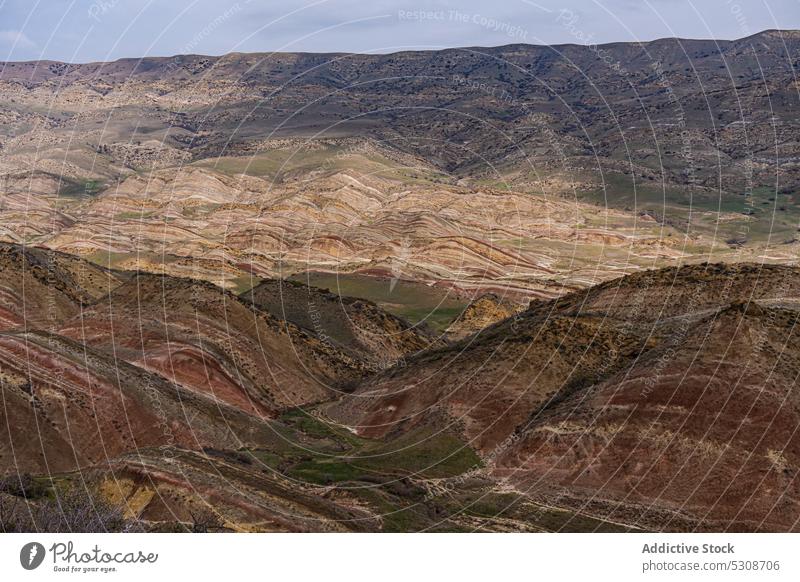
[2,32,800,533]
[0,484,137,533]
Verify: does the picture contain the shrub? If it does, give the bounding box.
[0,473,48,499]
[0,485,139,533]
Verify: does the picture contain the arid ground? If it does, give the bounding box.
[1,30,800,532]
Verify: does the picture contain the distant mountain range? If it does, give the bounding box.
[1,31,799,532]
[1,32,799,301]
[2,29,798,193]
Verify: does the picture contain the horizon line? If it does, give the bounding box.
[1,28,797,67]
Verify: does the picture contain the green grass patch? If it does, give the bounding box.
[261,409,480,486]
[290,272,468,332]
[279,408,360,444]
[230,275,263,295]
[359,428,481,479]
[114,211,155,221]
[57,177,104,199]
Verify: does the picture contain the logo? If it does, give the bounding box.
[20,542,46,570]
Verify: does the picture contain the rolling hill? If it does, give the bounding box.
[2,30,800,532]
[329,262,800,531]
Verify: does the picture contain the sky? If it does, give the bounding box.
[0,0,798,63]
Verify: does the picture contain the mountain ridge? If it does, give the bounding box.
[1,29,797,68]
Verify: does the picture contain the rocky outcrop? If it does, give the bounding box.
[446,293,525,340]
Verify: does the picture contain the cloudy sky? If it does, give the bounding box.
[0,0,798,62]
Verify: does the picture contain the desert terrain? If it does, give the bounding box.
[1,30,799,532]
